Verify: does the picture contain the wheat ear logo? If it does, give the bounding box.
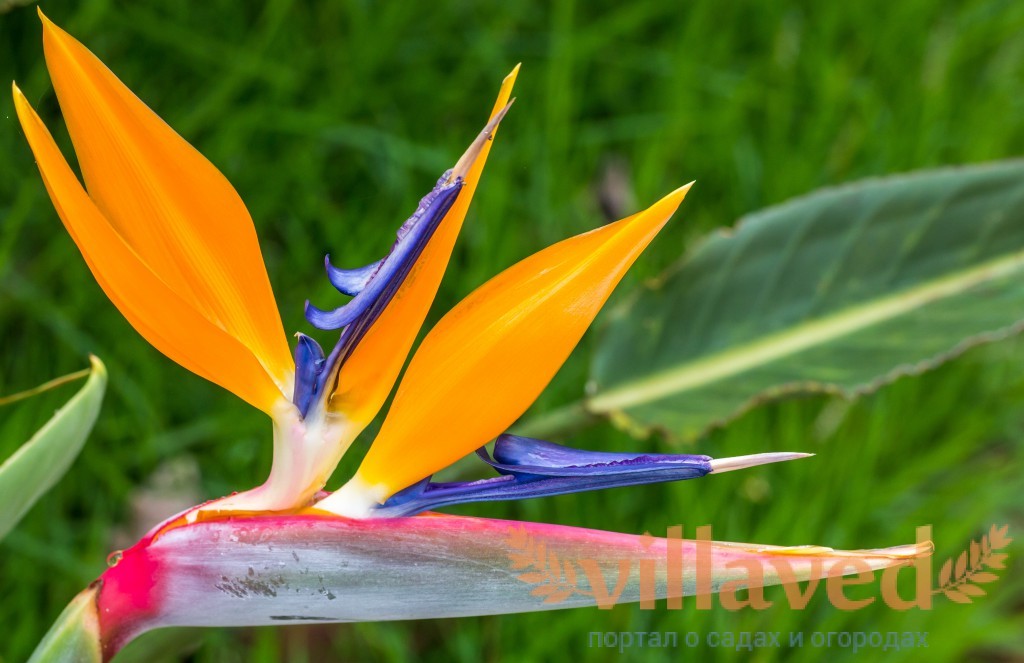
[933,524,1012,604]
[506,526,590,604]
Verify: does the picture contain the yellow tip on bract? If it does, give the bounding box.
[326,66,519,426]
[354,184,692,499]
[16,16,293,412]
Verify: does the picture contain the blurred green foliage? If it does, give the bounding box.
[1,0,1022,661]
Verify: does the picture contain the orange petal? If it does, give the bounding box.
[13,84,284,413]
[37,12,292,391]
[328,66,519,425]
[334,184,692,508]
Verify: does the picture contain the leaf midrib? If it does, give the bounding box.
[589,249,1024,413]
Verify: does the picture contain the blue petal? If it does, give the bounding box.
[306,175,462,332]
[304,299,368,330]
[291,333,326,415]
[486,434,712,476]
[374,435,713,517]
[325,257,384,296]
[295,173,463,417]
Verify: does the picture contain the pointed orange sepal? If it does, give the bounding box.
[15,14,293,410]
[351,184,692,501]
[327,66,520,426]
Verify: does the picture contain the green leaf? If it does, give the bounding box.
[589,161,1024,440]
[0,356,106,540]
[27,586,102,663]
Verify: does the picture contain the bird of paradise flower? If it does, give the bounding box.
[13,10,928,662]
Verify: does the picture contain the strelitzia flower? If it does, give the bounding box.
[15,12,928,662]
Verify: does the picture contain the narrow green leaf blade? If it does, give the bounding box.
[590,161,1024,440]
[0,356,106,539]
[27,586,102,663]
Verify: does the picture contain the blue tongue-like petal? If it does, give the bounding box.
[296,174,463,417]
[488,434,710,474]
[374,435,715,517]
[369,435,811,517]
[305,176,462,332]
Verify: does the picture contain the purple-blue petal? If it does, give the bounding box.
[487,434,712,476]
[305,176,462,333]
[374,436,712,517]
[325,257,384,296]
[295,173,463,417]
[292,333,326,415]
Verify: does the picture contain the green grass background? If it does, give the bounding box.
[1,0,1022,660]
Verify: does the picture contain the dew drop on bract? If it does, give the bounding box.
[106,550,123,567]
